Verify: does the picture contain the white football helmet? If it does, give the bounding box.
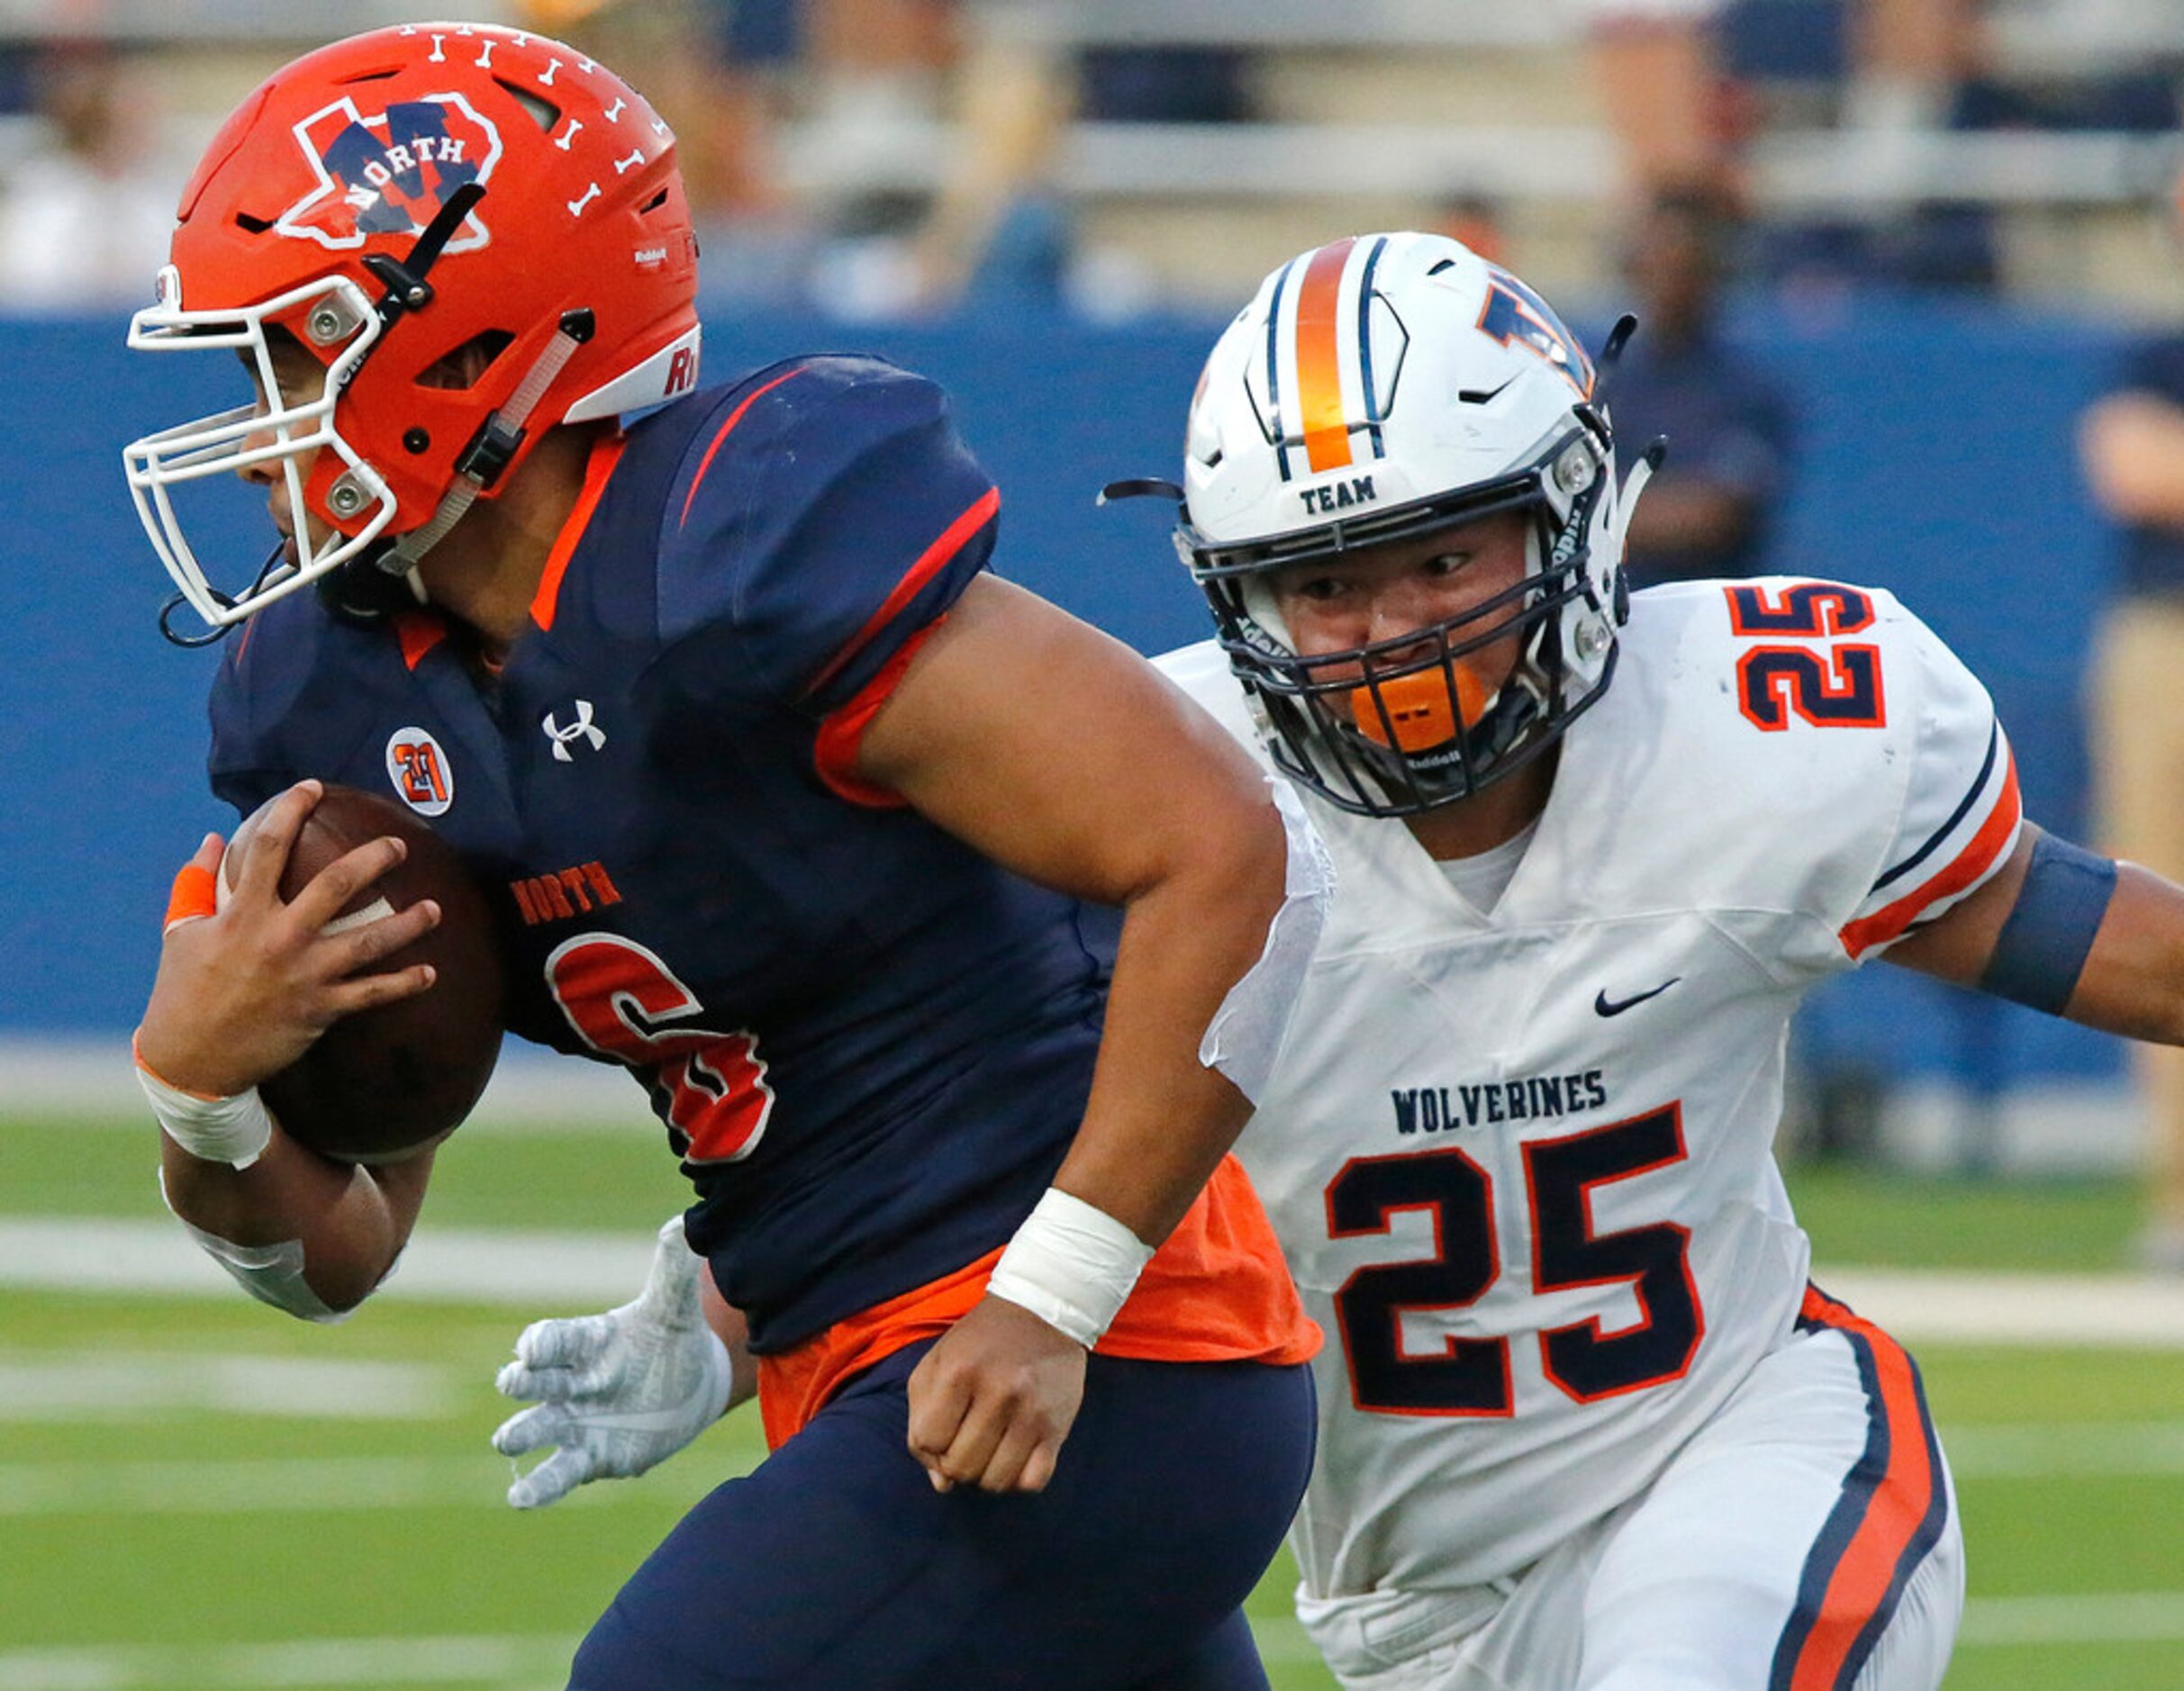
[1163,231,1658,815]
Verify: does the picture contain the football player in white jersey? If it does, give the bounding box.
[489,233,2184,1691]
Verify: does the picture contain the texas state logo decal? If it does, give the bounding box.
[385,727,455,817]
[276,94,502,251]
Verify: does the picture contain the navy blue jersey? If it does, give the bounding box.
[207,356,1110,1352]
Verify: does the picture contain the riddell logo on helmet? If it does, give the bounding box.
[275,94,503,251]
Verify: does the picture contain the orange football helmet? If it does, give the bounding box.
[123,21,702,634]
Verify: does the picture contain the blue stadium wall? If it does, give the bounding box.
[0,294,2138,1092]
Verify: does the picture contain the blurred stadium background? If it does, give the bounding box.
[2,0,2181,1686]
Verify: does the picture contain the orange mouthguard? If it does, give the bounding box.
[1348,664,1491,750]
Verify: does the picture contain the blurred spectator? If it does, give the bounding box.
[1435,195,1510,268]
[2076,295,2184,1274]
[730,0,966,318]
[899,2,1073,315]
[0,41,175,312]
[1576,0,1735,202]
[839,0,1225,321]
[1610,183,1793,587]
[515,0,805,307]
[1076,41,1252,126]
[796,0,956,220]
[1838,0,1976,139]
[1585,0,1984,204]
[1655,0,2016,294]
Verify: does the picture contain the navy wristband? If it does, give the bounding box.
[1978,833,2117,1015]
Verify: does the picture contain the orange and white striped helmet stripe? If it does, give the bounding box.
[1263,235,1393,482]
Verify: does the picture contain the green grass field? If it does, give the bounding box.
[3,1109,2179,1689]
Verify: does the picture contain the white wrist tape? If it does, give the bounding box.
[986,1188,1155,1348]
[1198,778,1334,1104]
[134,1055,273,1170]
[157,1168,345,1323]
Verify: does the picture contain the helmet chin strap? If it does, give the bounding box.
[377,312,594,582]
[328,178,594,589]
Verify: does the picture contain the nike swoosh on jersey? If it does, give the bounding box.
[1594,978,1681,1017]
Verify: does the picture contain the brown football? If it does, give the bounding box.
[221,783,504,1163]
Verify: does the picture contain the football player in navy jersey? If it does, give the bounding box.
[123,24,1329,1690]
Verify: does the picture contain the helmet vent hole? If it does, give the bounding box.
[1427,259,1457,276]
[233,212,274,233]
[420,329,515,391]
[639,187,670,214]
[494,80,560,134]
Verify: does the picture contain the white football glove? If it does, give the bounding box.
[492,1215,736,1509]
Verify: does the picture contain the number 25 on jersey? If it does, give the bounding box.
[1727,582,1887,733]
[1327,1105,1704,1415]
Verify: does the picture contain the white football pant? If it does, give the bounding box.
[1297,1302,1963,1691]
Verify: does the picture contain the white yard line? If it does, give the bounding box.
[10,1216,2184,1346]
[1943,1420,2184,1477]
[1815,1263,2184,1348]
[0,1352,456,1422]
[0,1037,636,1132]
[0,1218,655,1307]
[1960,1590,2184,1646]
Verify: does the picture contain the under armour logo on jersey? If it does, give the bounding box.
[542,700,606,761]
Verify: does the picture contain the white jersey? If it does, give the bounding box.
[1157,576,2020,1600]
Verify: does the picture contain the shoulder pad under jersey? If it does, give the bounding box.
[655,355,1001,712]
[1612,578,2020,972]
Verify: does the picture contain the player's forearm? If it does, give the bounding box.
[159,1128,430,1311]
[1048,816,1290,1246]
[2062,862,2184,1045]
[1894,827,2184,1044]
[852,576,1327,1242]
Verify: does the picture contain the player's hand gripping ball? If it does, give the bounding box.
[221,785,504,1162]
